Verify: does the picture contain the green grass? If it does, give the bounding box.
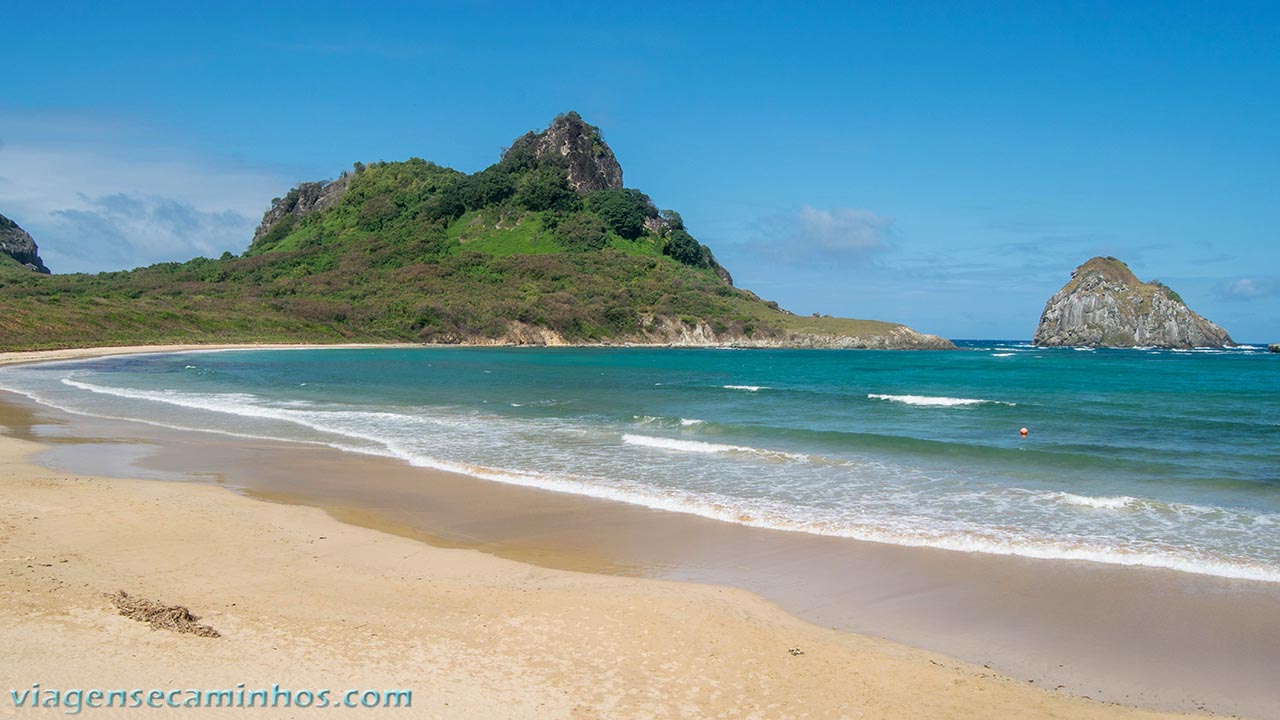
[605,232,664,257]
[448,210,560,256]
[774,315,902,336]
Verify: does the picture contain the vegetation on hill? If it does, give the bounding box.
[0,112,951,351]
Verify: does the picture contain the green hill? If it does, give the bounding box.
[0,112,952,351]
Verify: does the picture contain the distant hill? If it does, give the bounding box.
[0,214,49,274]
[1033,256,1233,348]
[0,112,952,351]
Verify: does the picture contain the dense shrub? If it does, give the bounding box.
[663,229,704,266]
[515,168,580,212]
[586,188,655,240]
[357,195,399,230]
[555,213,609,252]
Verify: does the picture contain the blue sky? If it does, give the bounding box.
[1,1,1276,341]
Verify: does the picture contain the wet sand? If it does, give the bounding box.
[7,389,1279,719]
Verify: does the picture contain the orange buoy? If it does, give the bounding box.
[1020,427,1029,437]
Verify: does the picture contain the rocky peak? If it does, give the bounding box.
[503,111,623,194]
[251,173,352,247]
[1033,257,1233,348]
[0,213,50,273]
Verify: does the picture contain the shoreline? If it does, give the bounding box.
[2,406,1197,719]
[0,343,426,368]
[0,336,953,364]
[2,345,1276,718]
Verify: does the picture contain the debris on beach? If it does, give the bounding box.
[107,590,221,638]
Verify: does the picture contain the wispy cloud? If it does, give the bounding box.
[1216,277,1279,301]
[752,205,893,264]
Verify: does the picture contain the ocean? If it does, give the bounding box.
[2,342,1277,583]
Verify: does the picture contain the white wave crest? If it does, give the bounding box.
[723,385,768,392]
[621,434,803,462]
[633,415,704,428]
[1056,493,1138,510]
[868,394,1015,407]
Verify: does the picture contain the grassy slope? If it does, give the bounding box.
[0,158,924,351]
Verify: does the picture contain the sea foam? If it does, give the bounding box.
[868,393,1015,407]
[1055,493,1138,510]
[621,433,804,461]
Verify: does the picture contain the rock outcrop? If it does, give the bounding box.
[0,213,50,273]
[429,315,953,349]
[1034,257,1232,348]
[502,111,623,194]
[252,173,351,246]
[1269,344,1279,353]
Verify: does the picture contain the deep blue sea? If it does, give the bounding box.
[3,342,1277,582]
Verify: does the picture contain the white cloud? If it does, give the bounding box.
[45,193,253,270]
[793,205,892,253]
[754,205,893,264]
[1217,277,1278,301]
[0,113,302,272]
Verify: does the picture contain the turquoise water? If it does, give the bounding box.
[2,343,1278,581]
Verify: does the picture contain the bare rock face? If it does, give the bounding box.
[251,173,351,246]
[450,315,953,349]
[503,111,623,194]
[0,213,50,273]
[1034,257,1233,348]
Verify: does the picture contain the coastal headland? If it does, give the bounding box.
[0,114,951,353]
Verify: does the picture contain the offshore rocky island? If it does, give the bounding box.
[0,112,951,351]
[1034,256,1234,349]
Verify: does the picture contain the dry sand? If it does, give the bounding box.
[0,345,1211,718]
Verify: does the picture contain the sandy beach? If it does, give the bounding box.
[0,345,1261,719]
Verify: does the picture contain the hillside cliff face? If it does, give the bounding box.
[503,111,623,194]
[1033,257,1232,348]
[252,174,351,244]
[0,214,50,273]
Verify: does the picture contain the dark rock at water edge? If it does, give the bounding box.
[1033,257,1232,349]
[1268,344,1279,353]
[0,213,50,273]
